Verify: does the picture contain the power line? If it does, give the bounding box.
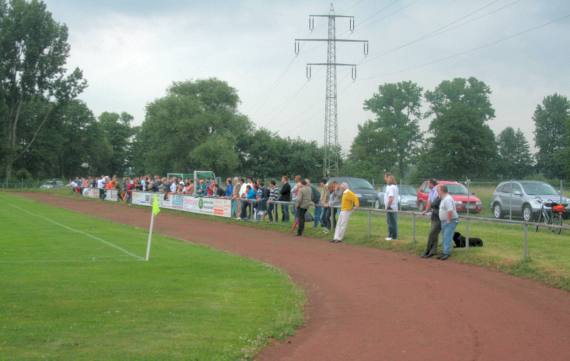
[255,80,311,130]
[363,0,523,64]
[360,12,570,81]
[358,0,401,28]
[245,56,298,117]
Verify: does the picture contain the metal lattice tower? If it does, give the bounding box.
[295,3,368,177]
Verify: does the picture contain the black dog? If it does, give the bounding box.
[453,232,483,248]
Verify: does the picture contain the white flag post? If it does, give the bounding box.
[145,194,160,261]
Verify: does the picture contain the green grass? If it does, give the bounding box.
[34,188,570,291]
[0,192,304,361]
[37,188,570,291]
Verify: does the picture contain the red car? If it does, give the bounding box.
[417,180,482,213]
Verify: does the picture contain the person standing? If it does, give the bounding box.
[421,179,441,258]
[225,178,233,198]
[307,179,322,228]
[333,182,359,243]
[438,184,459,260]
[295,180,313,236]
[233,178,244,219]
[279,176,291,222]
[384,173,399,241]
[268,180,280,223]
[330,181,342,229]
[97,176,106,200]
[319,179,331,232]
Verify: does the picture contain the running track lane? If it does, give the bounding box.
[23,193,570,361]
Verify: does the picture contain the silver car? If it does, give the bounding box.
[490,181,569,221]
[377,184,418,210]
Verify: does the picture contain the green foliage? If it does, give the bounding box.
[135,78,251,175]
[349,81,422,179]
[345,120,396,181]
[496,127,534,179]
[98,111,135,176]
[0,0,86,180]
[533,93,570,179]
[419,77,498,179]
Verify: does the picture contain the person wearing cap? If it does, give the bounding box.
[333,182,359,243]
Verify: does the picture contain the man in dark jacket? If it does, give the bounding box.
[421,179,441,258]
[279,175,291,222]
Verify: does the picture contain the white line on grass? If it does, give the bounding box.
[7,202,145,261]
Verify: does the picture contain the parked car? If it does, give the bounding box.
[39,179,64,189]
[377,184,418,210]
[490,180,569,221]
[327,177,379,208]
[417,180,482,213]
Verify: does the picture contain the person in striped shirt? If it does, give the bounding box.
[267,180,280,222]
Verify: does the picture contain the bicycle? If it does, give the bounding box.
[535,201,565,234]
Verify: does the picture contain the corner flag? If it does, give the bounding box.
[152,194,160,215]
[146,194,160,261]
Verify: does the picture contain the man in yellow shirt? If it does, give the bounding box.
[333,182,360,243]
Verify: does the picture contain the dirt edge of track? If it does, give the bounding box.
[21,192,570,361]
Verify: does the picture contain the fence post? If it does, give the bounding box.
[465,217,471,250]
[523,222,529,260]
[367,209,371,240]
[412,212,417,243]
[332,206,337,241]
[466,179,470,249]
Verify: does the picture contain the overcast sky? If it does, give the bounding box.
[43,0,570,153]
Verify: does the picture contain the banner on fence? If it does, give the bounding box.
[82,188,99,199]
[105,189,119,202]
[130,191,231,218]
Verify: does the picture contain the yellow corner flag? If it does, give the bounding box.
[152,194,160,216]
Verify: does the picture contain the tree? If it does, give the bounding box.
[419,77,498,179]
[134,78,251,175]
[496,127,534,179]
[533,93,570,179]
[17,100,112,178]
[98,111,135,176]
[0,0,86,180]
[345,120,398,182]
[359,81,423,178]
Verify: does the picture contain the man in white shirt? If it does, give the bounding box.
[384,173,399,241]
[437,185,459,260]
[96,176,105,199]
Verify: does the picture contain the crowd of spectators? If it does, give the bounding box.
[68,174,360,240]
[69,172,460,258]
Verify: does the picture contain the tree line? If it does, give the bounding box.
[1,0,569,183]
[345,78,570,183]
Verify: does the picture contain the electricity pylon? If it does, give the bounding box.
[295,3,368,177]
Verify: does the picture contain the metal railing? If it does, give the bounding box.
[236,198,569,261]
[64,189,570,262]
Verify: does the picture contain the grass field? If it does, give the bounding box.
[37,188,570,292]
[37,188,570,291]
[0,193,304,361]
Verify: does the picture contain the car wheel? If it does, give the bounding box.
[493,203,503,219]
[522,204,533,222]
